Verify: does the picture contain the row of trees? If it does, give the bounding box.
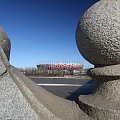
[18,67,83,77]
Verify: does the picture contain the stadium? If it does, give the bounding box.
[37,62,84,76]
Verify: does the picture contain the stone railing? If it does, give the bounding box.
[0,0,120,119]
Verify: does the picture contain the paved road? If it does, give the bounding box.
[30,77,95,101]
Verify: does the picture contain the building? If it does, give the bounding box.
[37,62,84,76]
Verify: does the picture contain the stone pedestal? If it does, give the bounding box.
[78,65,120,119]
[76,0,120,119]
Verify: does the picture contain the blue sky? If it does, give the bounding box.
[0,0,98,68]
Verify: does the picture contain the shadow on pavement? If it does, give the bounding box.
[66,80,95,101]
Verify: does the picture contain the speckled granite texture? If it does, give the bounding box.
[76,0,120,66]
[0,29,81,120]
[0,0,120,119]
[76,0,120,119]
[0,73,40,120]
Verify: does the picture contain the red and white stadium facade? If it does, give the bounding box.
[37,63,83,70]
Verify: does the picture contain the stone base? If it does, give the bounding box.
[78,94,120,120]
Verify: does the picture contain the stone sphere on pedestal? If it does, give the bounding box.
[76,1,120,119]
[76,0,120,66]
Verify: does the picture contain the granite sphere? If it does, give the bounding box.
[0,35,11,61]
[76,0,120,66]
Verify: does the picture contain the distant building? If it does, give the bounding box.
[37,63,84,76]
